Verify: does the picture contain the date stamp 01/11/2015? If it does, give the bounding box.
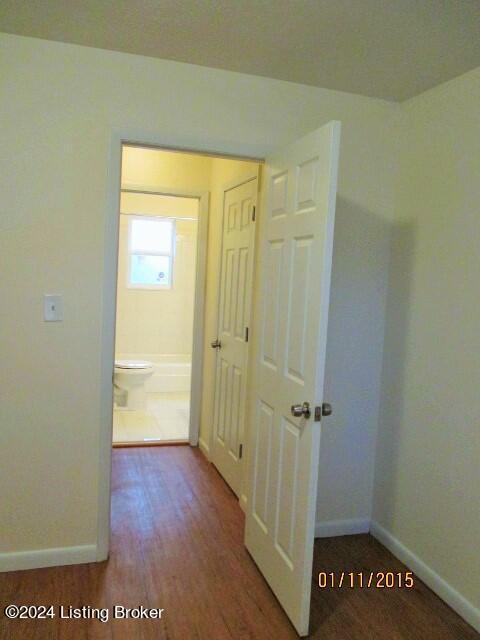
[318,571,415,589]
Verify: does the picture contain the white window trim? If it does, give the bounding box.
[126,214,176,290]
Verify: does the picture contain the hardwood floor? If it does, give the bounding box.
[0,446,477,639]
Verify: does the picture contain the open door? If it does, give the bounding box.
[245,121,341,636]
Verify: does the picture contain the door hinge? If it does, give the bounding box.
[252,205,256,222]
[239,444,243,459]
[245,326,249,342]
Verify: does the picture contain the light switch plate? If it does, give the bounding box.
[44,294,63,322]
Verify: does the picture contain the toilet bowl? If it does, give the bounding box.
[114,359,155,410]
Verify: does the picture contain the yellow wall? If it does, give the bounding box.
[120,191,199,218]
[0,33,397,566]
[116,148,211,358]
[115,146,212,357]
[122,146,213,192]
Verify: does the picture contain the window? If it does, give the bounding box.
[127,216,175,289]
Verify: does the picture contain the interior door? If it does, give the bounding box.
[211,177,258,496]
[245,122,341,636]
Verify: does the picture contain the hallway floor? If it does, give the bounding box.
[113,392,189,444]
[0,447,477,640]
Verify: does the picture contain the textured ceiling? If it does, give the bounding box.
[1,0,480,101]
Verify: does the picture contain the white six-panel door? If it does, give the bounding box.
[245,122,341,636]
[212,177,258,496]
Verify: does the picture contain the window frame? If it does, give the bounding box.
[126,214,176,290]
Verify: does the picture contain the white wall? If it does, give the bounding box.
[373,68,480,628]
[316,108,400,534]
[0,33,397,566]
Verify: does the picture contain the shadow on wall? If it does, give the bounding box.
[318,196,393,523]
[372,217,416,529]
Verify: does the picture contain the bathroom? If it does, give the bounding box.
[112,144,260,449]
[112,147,199,444]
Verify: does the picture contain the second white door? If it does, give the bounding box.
[211,177,258,496]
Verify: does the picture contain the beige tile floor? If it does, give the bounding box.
[113,391,190,444]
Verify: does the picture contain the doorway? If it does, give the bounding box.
[101,122,340,637]
[112,145,211,446]
[111,144,261,452]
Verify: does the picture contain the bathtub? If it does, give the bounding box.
[116,354,191,393]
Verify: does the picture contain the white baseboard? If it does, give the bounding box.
[239,493,247,513]
[198,437,210,459]
[370,521,480,633]
[0,544,98,573]
[315,517,370,538]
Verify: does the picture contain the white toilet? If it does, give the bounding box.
[114,359,155,410]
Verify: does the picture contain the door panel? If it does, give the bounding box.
[252,399,274,529]
[212,177,258,496]
[245,122,341,636]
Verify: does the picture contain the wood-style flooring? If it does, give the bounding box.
[0,446,477,639]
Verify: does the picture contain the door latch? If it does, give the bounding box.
[210,339,222,349]
[314,403,333,421]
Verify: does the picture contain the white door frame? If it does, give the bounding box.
[120,182,209,449]
[97,132,263,560]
